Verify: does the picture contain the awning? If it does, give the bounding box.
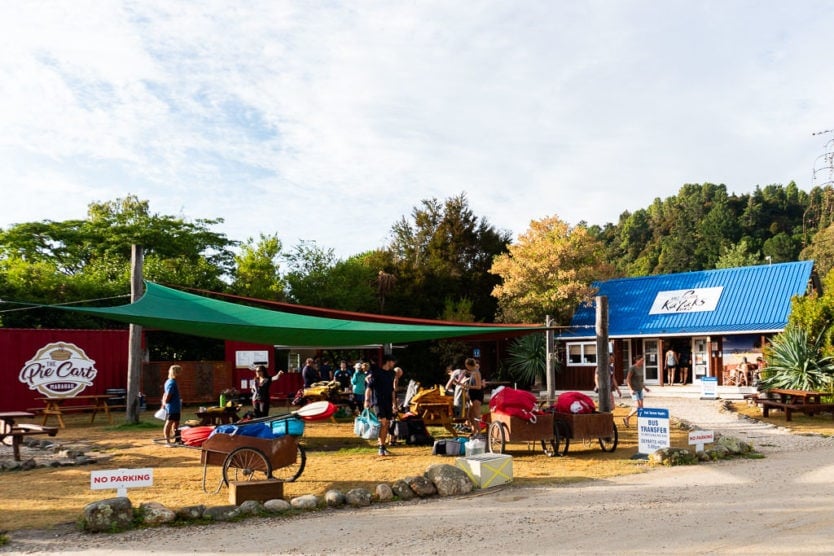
[55,282,542,346]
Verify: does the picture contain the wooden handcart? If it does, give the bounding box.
[199,418,306,494]
[552,411,618,453]
[487,411,565,457]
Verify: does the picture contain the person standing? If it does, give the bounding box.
[334,360,352,391]
[622,355,649,429]
[351,362,368,414]
[665,348,678,385]
[301,358,320,388]
[160,364,182,445]
[463,358,484,436]
[365,355,398,456]
[445,363,470,419]
[252,365,279,418]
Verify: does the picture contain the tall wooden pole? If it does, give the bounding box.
[126,245,144,424]
[596,296,611,413]
[545,315,554,403]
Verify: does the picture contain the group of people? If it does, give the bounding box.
[664,348,690,385]
[730,356,763,386]
[444,357,484,436]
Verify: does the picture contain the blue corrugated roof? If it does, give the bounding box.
[559,261,815,339]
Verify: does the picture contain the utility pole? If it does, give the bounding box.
[125,245,144,424]
[595,296,611,413]
[545,315,555,403]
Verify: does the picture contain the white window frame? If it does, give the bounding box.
[567,341,597,366]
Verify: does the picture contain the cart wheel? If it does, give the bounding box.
[488,422,506,454]
[222,447,272,485]
[555,419,571,455]
[271,444,307,482]
[598,423,618,452]
[202,463,225,494]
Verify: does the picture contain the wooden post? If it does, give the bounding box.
[126,245,144,424]
[545,315,554,404]
[596,296,611,413]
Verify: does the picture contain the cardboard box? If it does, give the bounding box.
[229,479,283,505]
[455,453,513,488]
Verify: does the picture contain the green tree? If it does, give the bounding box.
[490,215,615,324]
[231,234,285,300]
[800,223,834,277]
[715,239,760,269]
[386,193,510,321]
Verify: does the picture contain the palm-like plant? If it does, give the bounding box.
[505,333,546,389]
[759,326,834,392]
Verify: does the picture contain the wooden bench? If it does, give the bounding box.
[35,395,117,428]
[761,400,834,421]
[1,422,59,461]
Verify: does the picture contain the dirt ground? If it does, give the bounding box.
[3,401,834,554]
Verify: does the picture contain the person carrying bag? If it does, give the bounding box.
[354,408,380,440]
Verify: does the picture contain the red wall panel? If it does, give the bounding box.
[1,329,130,412]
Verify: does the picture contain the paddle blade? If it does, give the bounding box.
[294,400,333,420]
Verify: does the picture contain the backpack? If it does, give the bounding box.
[391,417,434,446]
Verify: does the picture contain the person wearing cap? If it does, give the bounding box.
[365,355,398,456]
[350,362,368,414]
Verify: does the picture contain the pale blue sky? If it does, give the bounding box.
[2,1,833,259]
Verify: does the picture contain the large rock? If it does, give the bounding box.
[82,497,134,533]
[139,502,176,525]
[264,498,292,512]
[405,475,437,497]
[425,464,474,496]
[649,447,698,466]
[237,500,264,516]
[391,480,415,500]
[291,494,319,510]
[716,436,753,455]
[345,488,372,507]
[325,489,346,507]
[375,483,394,501]
[203,505,239,521]
[176,505,205,520]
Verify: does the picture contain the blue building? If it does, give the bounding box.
[557,261,817,390]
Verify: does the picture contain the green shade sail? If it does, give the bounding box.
[58,282,541,346]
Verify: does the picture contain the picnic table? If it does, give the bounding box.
[196,406,241,426]
[0,411,59,461]
[33,395,118,428]
[760,388,834,421]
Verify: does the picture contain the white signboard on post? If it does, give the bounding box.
[688,430,714,453]
[637,408,670,454]
[91,468,153,497]
[700,376,718,400]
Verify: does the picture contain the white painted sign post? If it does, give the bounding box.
[91,468,153,497]
[688,430,714,453]
[637,407,670,455]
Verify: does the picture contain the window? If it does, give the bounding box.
[567,342,597,366]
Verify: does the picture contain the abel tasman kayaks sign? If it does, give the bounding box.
[649,287,723,315]
[18,342,98,398]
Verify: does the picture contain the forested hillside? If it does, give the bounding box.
[589,182,834,276]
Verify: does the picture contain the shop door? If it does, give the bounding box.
[691,337,709,380]
[643,339,660,384]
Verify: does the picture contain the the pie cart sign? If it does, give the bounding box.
[18,342,99,398]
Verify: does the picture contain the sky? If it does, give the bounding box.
[2,1,834,260]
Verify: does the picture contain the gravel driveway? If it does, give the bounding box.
[5,396,834,555]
